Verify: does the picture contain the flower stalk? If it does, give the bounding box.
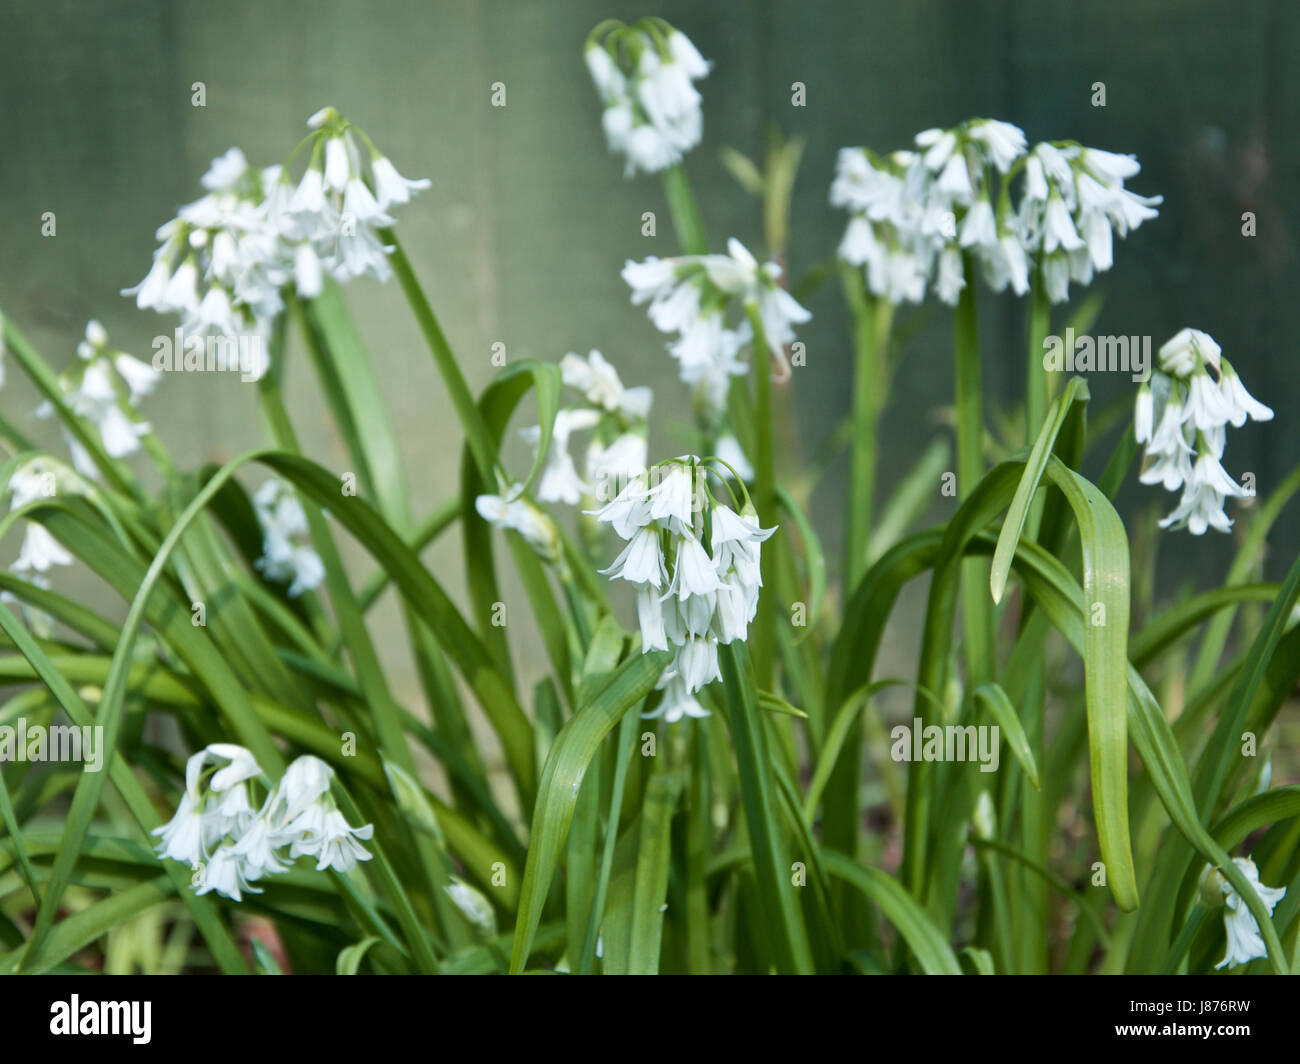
[953,254,994,684]
[842,270,893,590]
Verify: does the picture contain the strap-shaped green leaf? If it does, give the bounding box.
[0,596,248,975]
[822,851,961,974]
[626,768,684,974]
[1001,535,1288,972]
[718,642,814,974]
[888,458,1136,912]
[1038,456,1136,911]
[990,376,1089,605]
[775,485,826,646]
[1129,584,1279,667]
[972,682,1040,791]
[509,648,671,973]
[336,936,382,975]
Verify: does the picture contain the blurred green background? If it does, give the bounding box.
[1,0,1297,713]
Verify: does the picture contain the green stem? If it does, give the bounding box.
[1025,283,1051,443]
[1017,281,1052,971]
[661,164,721,455]
[379,229,499,484]
[954,255,994,685]
[1015,638,1049,973]
[746,305,778,691]
[684,717,712,973]
[662,165,708,255]
[557,560,593,652]
[1023,282,1051,543]
[841,269,893,591]
[823,270,889,930]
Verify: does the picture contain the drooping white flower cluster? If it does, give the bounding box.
[124,109,429,379]
[1016,141,1163,303]
[266,106,429,285]
[124,149,284,376]
[591,456,774,723]
[520,349,652,507]
[8,460,72,578]
[153,745,373,901]
[831,121,1027,306]
[561,348,654,423]
[1135,329,1272,534]
[1199,856,1286,969]
[585,20,711,177]
[831,119,1162,306]
[2,458,71,636]
[622,238,811,418]
[474,485,560,563]
[252,479,325,596]
[2,323,158,607]
[35,320,161,478]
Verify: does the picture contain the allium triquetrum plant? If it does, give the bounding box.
[0,17,1296,976]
